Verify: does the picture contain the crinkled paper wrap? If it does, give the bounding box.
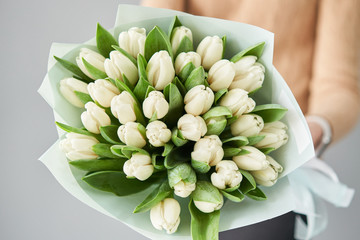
[38,5,315,240]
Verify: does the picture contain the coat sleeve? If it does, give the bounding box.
[307,0,360,141]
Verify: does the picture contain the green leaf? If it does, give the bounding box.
[191,159,210,173]
[174,36,194,58]
[246,187,267,201]
[133,180,172,213]
[145,26,173,61]
[55,122,104,142]
[163,83,184,128]
[134,103,147,126]
[164,143,192,169]
[162,142,174,157]
[137,54,148,80]
[259,147,276,155]
[202,106,232,120]
[184,66,206,90]
[167,163,196,187]
[222,136,249,147]
[69,158,126,172]
[92,143,118,158]
[82,171,158,196]
[145,85,156,98]
[221,189,244,202]
[168,16,183,40]
[239,169,256,194]
[178,62,196,82]
[214,89,228,104]
[222,35,227,58]
[134,77,153,103]
[99,125,122,145]
[189,200,220,240]
[223,147,250,157]
[122,73,135,90]
[230,42,265,63]
[111,145,149,159]
[226,116,238,126]
[74,91,93,105]
[53,56,92,83]
[112,45,137,66]
[82,57,107,79]
[152,154,165,170]
[247,135,266,146]
[96,23,118,58]
[171,128,188,147]
[172,77,187,97]
[205,117,227,136]
[251,104,288,123]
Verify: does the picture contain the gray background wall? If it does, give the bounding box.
[0,0,359,239]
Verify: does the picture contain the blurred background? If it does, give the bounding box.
[0,0,359,239]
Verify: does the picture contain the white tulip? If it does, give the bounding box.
[211,160,242,190]
[174,51,201,75]
[104,50,138,86]
[118,27,146,58]
[255,121,289,150]
[219,89,255,116]
[111,91,137,124]
[233,146,269,171]
[207,59,236,91]
[150,198,181,234]
[173,181,196,198]
[196,36,223,70]
[87,79,120,108]
[251,155,283,186]
[231,114,264,137]
[123,153,153,181]
[230,56,265,92]
[117,122,146,148]
[59,77,89,108]
[146,121,171,147]
[177,114,207,141]
[147,51,175,90]
[142,91,169,119]
[81,102,111,134]
[193,181,223,213]
[191,135,224,168]
[184,85,214,116]
[171,26,193,54]
[59,133,98,161]
[76,48,105,80]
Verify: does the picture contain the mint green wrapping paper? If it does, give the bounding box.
[38,5,315,239]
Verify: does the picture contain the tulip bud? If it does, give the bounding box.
[219,89,255,116]
[118,27,146,59]
[150,198,181,234]
[184,85,214,116]
[111,91,137,124]
[254,121,289,150]
[233,146,269,171]
[177,114,207,141]
[230,56,265,92]
[76,48,105,80]
[230,114,264,137]
[196,36,223,70]
[174,51,201,75]
[147,51,175,90]
[146,121,171,147]
[87,79,120,108]
[117,122,146,148]
[168,163,197,198]
[207,59,236,91]
[211,160,242,190]
[142,91,169,119]
[192,181,223,213]
[191,135,224,173]
[104,50,139,86]
[81,102,111,134]
[251,155,283,186]
[123,153,153,181]
[171,26,193,54]
[59,77,89,108]
[59,133,99,161]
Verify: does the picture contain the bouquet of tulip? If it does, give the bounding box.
[39,5,315,240]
